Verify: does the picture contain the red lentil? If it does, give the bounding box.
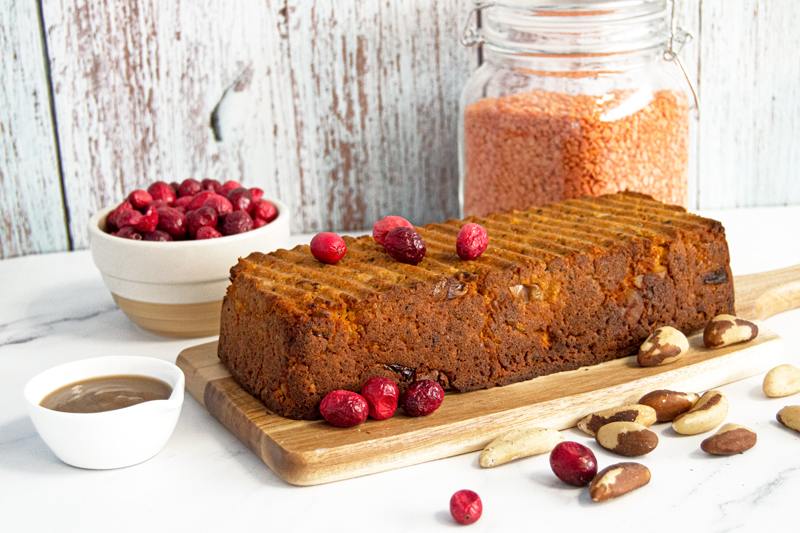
[463,88,689,217]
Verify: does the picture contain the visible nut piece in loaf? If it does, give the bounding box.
[218,192,735,420]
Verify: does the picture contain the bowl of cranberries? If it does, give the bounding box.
[89,178,290,338]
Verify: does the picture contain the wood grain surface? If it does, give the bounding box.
[175,266,797,485]
[3,0,800,258]
[0,1,68,258]
[177,327,783,486]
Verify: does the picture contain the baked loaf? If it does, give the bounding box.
[218,192,734,420]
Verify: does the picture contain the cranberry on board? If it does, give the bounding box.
[549,441,598,487]
[147,181,177,205]
[360,377,399,420]
[177,178,202,197]
[310,232,347,264]
[449,490,482,525]
[400,379,444,417]
[372,215,413,246]
[384,226,426,265]
[319,390,369,428]
[456,223,488,261]
[219,210,254,236]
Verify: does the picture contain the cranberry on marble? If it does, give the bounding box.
[450,490,482,525]
[549,441,598,487]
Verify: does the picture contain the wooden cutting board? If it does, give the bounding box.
[176,264,800,486]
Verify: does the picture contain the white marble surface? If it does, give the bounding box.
[2,207,800,532]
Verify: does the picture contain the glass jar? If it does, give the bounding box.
[458,0,697,218]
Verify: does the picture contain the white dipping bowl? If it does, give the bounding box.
[24,356,185,470]
[89,196,290,337]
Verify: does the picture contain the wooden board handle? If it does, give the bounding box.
[734,264,800,320]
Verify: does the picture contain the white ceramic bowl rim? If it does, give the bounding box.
[24,355,185,417]
[88,195,290,249]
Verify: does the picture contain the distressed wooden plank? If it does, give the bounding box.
[40,0,473,251]
[0,1,68,259]
[697,0,800,209]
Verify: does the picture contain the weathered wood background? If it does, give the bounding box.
[2,0,799,259]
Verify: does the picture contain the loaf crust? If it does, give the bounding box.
[218,192,734,420]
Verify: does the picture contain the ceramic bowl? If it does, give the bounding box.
[24,356,185,470]
[89,196,290,337]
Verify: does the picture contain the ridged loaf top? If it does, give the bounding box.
[228,191,725,312]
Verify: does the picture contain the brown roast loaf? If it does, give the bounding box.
[218,192,734,420]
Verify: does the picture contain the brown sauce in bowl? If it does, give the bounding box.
[40,375,173,413]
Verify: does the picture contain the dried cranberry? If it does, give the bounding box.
[169,181,180,193]
[249,187,264,202]
[219,210,254,236]
[449,490,482,525]
[360,377,399,420]
[400,379,444,417]
[117,209,143,229]
[147,181,177,205]
[253,217,268,229]
[135,206,159,233]
[147,199,171,211]
[106,201,133,232]
[373,216,413,247]
[156,206,188,239]
[201,178,221,191]
[115,226,142,240]
[253,199,277,222]
[319,390,369,428]
[173,195,193,209]
[177,178,202,197]
[384,226,426,265]
[549,441,598,487]
[456,223,488,261]
[187,191,216,211]
[227,187,254,213]
[217,180,242,197]
[128,189,153,211]
[195,226,223,240]
[203,194,233,218]
[310,232,347,264]
[142,230,173,241]
[187,206,218,238]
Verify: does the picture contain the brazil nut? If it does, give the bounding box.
[700,423,757,455]
[703,314,758,348]
[577,404,657,437]
[637,326,690,367]
[776,405,800,433]
[479,428,563,467]
[638,389,700,422]
[589,462,651,502]
[595,421,658,457]
[763,364,800,398]
[672,390,728,435]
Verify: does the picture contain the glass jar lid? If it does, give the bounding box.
[463,0,676,55]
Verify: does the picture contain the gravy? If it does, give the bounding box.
[40,374,173,413]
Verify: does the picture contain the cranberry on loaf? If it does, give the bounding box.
[218,192,734,420]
